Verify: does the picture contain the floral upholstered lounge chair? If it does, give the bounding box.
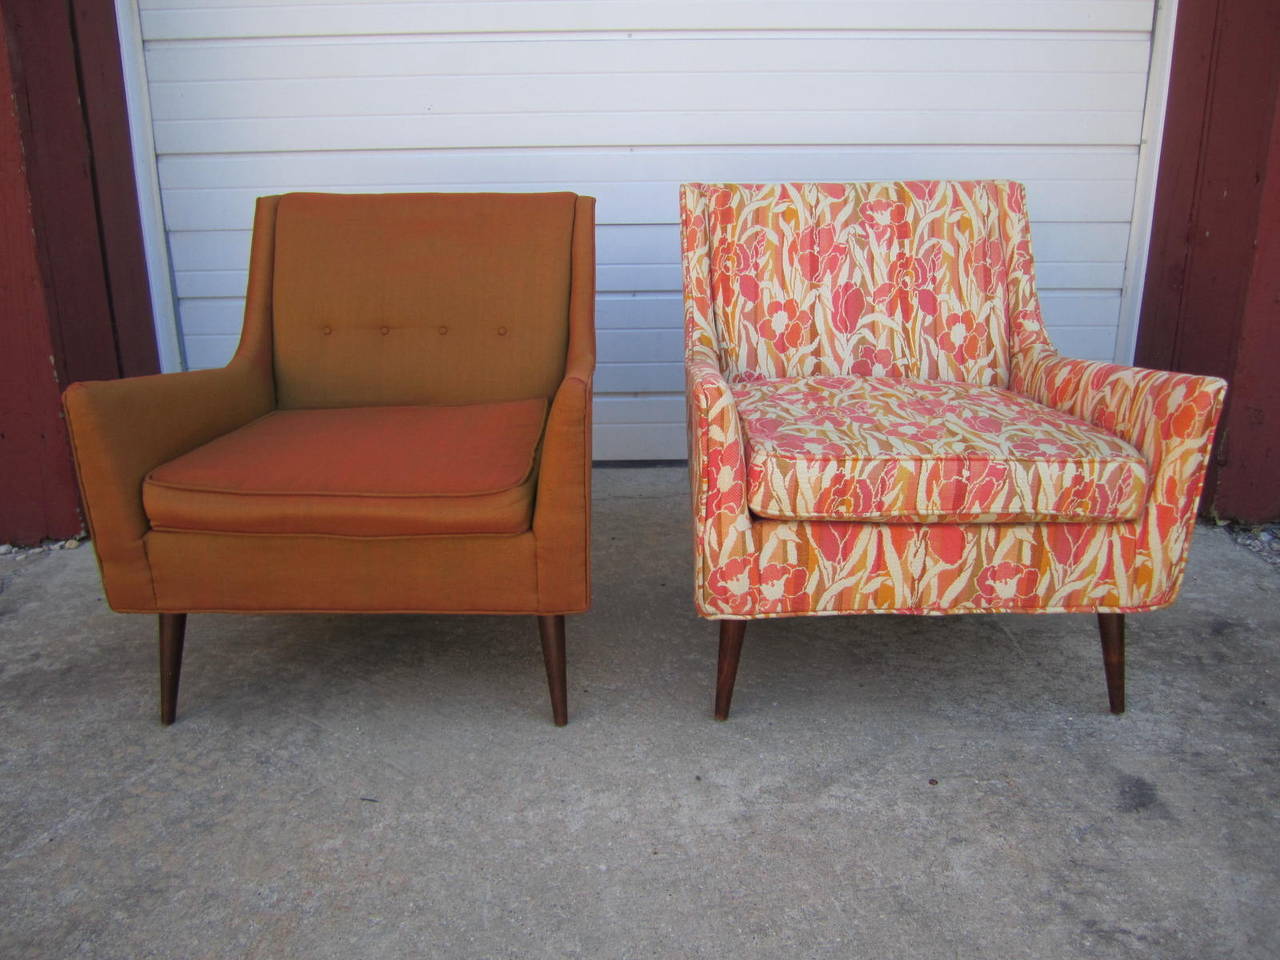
[681,181,1226,719]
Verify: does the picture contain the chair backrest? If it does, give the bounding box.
[269,192,579,408]
[680,181,1043,386]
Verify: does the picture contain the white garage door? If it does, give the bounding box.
[128,0,1172,459]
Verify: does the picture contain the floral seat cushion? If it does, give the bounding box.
[733,376,1149,523]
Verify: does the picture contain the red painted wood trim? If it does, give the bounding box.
[71,0,159,379]
[1135,0,1220,372]
[3,0,120,387]
[1214,89,1280,522]
[1,0,160,542]
[1136,0,1280,521]
[0,12,83,543]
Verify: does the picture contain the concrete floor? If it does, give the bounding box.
[1,465,1277,959]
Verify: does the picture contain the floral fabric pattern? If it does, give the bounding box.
[733,376,1149,523]
[691,181,1039,387]
[682,181,1228,619]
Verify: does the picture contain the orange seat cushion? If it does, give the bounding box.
[733,376,1149,523]
[144,399,547,536]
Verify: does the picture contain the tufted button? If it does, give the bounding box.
[321,325,332,335]
[380,325,390,336]
[497,326,508,336]
[438,325,449,335]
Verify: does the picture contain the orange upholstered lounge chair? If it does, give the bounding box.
[63,192,595,725]
[681,182,1226,719]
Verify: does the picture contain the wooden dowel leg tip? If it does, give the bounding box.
[158,613,187,727]
[538,615,568,727]
[715,621,746,721]
[1097,612,1126,715]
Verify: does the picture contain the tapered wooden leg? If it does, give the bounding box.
[715,620,747,721]
[537,615,568,726]
[159,613,187,726]
[1097,612,1125,714]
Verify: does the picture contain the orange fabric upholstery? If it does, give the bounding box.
[61,196,281,611]
[145,531,540,614]
[272,192,576,409]
[734,376,1148,523]
[143,400,546,536]
[63,192,595,615]
[533,201,596,614]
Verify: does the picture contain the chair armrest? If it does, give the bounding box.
[1013,342,1227,605]
[533,194,595,612]
[687,355,758,616]
[681,185,760,614]
[63,362,273,610]
[1013,342,1226,474]
[533,362,593,612]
